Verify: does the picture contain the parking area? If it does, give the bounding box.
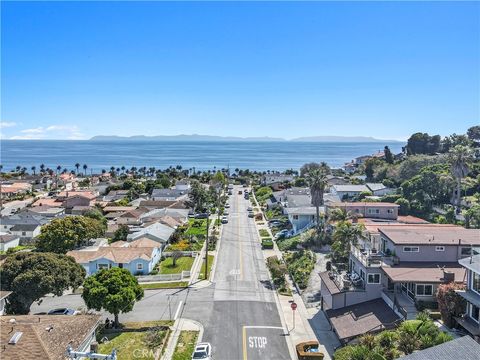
[242,326,290,360]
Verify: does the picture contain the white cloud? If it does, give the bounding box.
[0,121,17,129]
[10,125,85,140]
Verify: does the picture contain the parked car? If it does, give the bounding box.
[47,308,78,316]
[248,211,254,218]
[228,191,233,195]
[221,216,228,224]
[238,190,242,195]
[223,210,229,215]
[274,229,289,240]
[247,207,253,212]
[225,203,230,208]
[195,213,209,219]
[192,342,212,360]
[269,221,283,227]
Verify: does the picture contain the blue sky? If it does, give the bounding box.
[1,1,479,140]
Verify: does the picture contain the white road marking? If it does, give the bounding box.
[229,269,241,275]
[244,325,285,330]
[174,300,183,320]
[248,336,267,348]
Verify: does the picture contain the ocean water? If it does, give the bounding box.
[0,140,404,172]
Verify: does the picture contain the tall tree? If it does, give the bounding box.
[0,252,85,314]
[384,146,394,164]
[448,145,474,209]
[305,164,329,230]
[467,125,480,146]
[30,166,36,175]
[331,221,365,263]
[83,164,88,176]
[75,163,80,174]
[37,216,105,253]
[82,267,144,327]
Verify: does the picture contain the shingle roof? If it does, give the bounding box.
[0,315,100,360]
[399,335,480,360]
[332,184,370,192]
[10,224,41,232]
[380,227,480,245]
[0,234,19,244]
[67,246,156,264]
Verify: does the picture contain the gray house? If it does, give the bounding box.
[456,254,480,341]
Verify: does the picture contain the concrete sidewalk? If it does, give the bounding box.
[161,318,204,360]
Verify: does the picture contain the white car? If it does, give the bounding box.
[192,342,212,360]
[221,216,228,224]
[223,210,229,215]
[225,203,230,208]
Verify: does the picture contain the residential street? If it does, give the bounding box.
[32,186,291,360]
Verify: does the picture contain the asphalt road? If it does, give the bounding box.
[31,186,291,360]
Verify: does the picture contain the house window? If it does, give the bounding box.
[293,215,299,220]
[435,246,445,252]
[416,284,433,296]
[403,246,419,252]
[387,209,394,214]
[367,273,381,284]
[98,264,109,270]
[470,304,480,323]
[472,272,480,294]
[461,247,472,256]
[136,263,143,271]
[22,231,26,236]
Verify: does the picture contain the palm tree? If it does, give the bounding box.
[31,166,36,175]
[121,166,126,174]
[448,145,474,210]
[56,165,62,174]
[306,166,329,230]
[331,221,365,263]
[74,163,80,174]
[40,163,45,174]
[82,164,88,176]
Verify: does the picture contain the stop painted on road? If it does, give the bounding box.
[242,326,290,360]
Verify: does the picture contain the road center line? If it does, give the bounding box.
[242,325,248,360]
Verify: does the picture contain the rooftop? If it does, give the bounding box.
[459,254,480,274]
[326,298,400,343]
[332,184,370,192]
[0,314,100,360]
[380,226,480,246]
[399,335,480,360]
[329,202,399,208]
[382,262,465,283]
[67,246,156,264]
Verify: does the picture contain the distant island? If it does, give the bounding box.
[89,134,403,143]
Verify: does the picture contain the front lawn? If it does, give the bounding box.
[185,219,208,236]
[276,235,302,251]
[284,250,316,289]
[172,331,199,360]
[140,281,189,290]
[98,321,172,360]
[158,256,194,274]
[199,255,214,279]
[259,228,270,237]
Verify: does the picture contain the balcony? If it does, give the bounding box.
[351,245,398,268]
[328,268,366,292]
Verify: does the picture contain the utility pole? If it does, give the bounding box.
[204,215,209,280]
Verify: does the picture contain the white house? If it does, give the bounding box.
[366,183,395,197]
[175,179,191,191]
[0,234,20,252]
[330,184,370,200]
[127,221,175,245]
[9,224,42,241]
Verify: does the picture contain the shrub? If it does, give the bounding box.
[276,236,301,251]
[436,282,466,327]
[283,250,315,289]
[259,229,270,237]
[266,256,287,288]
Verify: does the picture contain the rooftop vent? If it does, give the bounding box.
[8,332,23,345]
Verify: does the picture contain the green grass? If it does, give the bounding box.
[140,281,188,290]
[185,219,208,236]
[98,321,171,360]
[158,257,194,274]
[199,255,214,279]
[276,235,301,251]
[172,331,199,360]
[259,228,270,237]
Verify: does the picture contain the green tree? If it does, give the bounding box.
[467,125,480,146]
[463,204,480,228]
[384,146,394,164]
[364,158,375,180]
[0,252,85,314]
[74,162,80,174]
[436,282,466,328]
[395,198,410,215]
[82,267,144,327]
[187,180,209,212]
[448,145,474,209]
[37,216,105,253]
[113,224,130,241]
[406,133,441,155]
[84,208,107,229]
[305,164,329,231]
[330,221,365,264]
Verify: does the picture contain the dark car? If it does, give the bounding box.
[47,308,78,315]
[195,213,210,219]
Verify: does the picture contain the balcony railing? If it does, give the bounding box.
[351,245,398,268]
[329,268,366,292]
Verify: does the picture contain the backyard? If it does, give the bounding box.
[97,321,173,360]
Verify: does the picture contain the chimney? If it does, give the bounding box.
[443,270,455,283]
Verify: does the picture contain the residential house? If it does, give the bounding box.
[0,234,20,252]
[0,213,47,242]
[9,224,42,241]
[326,175,349,187]
[67,239,161,276]
[398,335,480,360]
[26,205,65,218]
[285,207,322,234]
[262,174,295,191]
[327,202,399,220]
[366,183,395,196]
[117,209,146,225]
[0,314,101,359]
[57,173,77,190]
[151,188,189,201]
[127,221,175,245]
[103,189,129,202]
[175,179,191,191]
[0,291,11,315]
[330,184,370,200]
[0,182,32,199]
[63,195,95,213]
[320,225,480,321]
[71,205,95,215]
[137,199,188,210]
[456,254,480,340]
